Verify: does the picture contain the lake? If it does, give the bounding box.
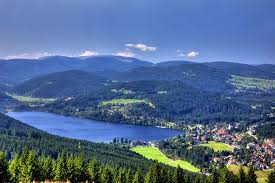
[6,112,182,143]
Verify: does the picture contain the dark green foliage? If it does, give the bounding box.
[13,70,108,98]
[46,80,261,125]
[238,166,247,183]
[0,151,10,183]
[173,165,185,183]
[88,159,101,183]
[267,171,275,183]
[256,123,275,138]
[219,167,238,183]
[247,166,257,183]
[0,148,245,183]
[133,168,143,183]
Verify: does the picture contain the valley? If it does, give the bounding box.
[0,55,274,183]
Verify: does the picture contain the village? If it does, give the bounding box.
[182,122,275,171]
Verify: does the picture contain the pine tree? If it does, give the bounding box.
[173,165,185,183]
[74,155,88,183]
[40,155,54,181]
[133,168,143,183]
[18,147,29,182]
[67,155,76,182]
[144,163,161,183]
[247,166,257,183]
[267,171,275,183]
[238,166,247,183]
[88,159,101,183]
[209,169,219,183]
[25,150,40,182]
[0,151,10,183]
[54,152,68,182]
[117,168,127,183]
[219,167,238,183]
[101,165,113,183]
[8,153,20,183]
[126,168,133,183]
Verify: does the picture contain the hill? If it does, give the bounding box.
[205,62,275,79]
[12,70,108,98]
[0,56,153,84]
[108,64,232,92]
[44,80,262,126]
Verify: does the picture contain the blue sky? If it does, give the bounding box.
[0,0,274,64]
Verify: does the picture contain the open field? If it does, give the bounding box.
[228,164,274,183]
[199,141,234,152]
[101,98,155,108]
[131,146,200,172]
[227,75,275,91]
[8,94,56,103]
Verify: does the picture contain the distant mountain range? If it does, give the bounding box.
[0,55,274,86]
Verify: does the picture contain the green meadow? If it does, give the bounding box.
[131,146,200,172]
[101,98,155,108]
[199,141,234,152]
[8,94,56,103]
[228,164,274,183]
[228,75,275,91]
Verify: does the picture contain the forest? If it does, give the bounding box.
[44,80,265,127]
[1,148,274,183]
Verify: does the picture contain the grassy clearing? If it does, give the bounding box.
[131,146,200,172]
[228,164,274,183]
[199,141,234,152]
[8,94,56,103]
[227,75,275,91]
[101,99,155,108]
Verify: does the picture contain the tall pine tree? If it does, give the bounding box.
[0,151,10,183]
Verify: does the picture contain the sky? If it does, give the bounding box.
[0,0,274,64]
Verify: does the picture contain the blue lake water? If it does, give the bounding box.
[6,112,182,143]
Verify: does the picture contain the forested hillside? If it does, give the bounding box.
[45,80,263,126]
[12,70,108,98]
[106,64,232,92]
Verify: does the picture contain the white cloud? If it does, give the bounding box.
[113,51,135,58]
[125,43,157,52]
[5,52,54,59]
[177,50,199,58]
[187,51,199,57]
[79,50,98,57]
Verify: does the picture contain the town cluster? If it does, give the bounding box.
[185,123,275,171]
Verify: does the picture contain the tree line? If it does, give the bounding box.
[1,148,274,183]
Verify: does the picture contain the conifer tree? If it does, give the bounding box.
[18,147,30,182]
[74,155,88,183]
[117,168,127,183]
[267,171,275,183]
[25,151,40,182]
[0,151,10,183]
[173,165,185,183]
[247,166,257,183]
[54,152,68,182]
[238,166,247,183]
[8,153,20,183]
[126,168,133,183]
[133,168,143,183]
[88,159,101,183]
[219,167,238,183]
[209,169,219,183]
[40,155,54,181]
[101,165,113,183]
